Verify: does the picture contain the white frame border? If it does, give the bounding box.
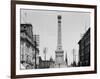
[16,4,95,75]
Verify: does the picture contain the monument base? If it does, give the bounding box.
[54,62,67,68]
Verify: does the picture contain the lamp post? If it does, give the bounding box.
[43,47,48,61]
[34,35,37,69]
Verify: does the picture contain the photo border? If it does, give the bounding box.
[11,0,97,79]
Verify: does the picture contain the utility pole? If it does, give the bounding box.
[23,12,27,24]
[34,35,39,69]
[84,20,87,33]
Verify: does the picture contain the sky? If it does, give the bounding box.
[20,9,90,65]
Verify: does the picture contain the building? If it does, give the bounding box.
[78,28,90,66]
[38,56,55,69]
[20,24,39,69]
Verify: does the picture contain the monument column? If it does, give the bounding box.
[57,15,62,50]
[55,15,64,67]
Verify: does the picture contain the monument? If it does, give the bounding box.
[55,15,65,68]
